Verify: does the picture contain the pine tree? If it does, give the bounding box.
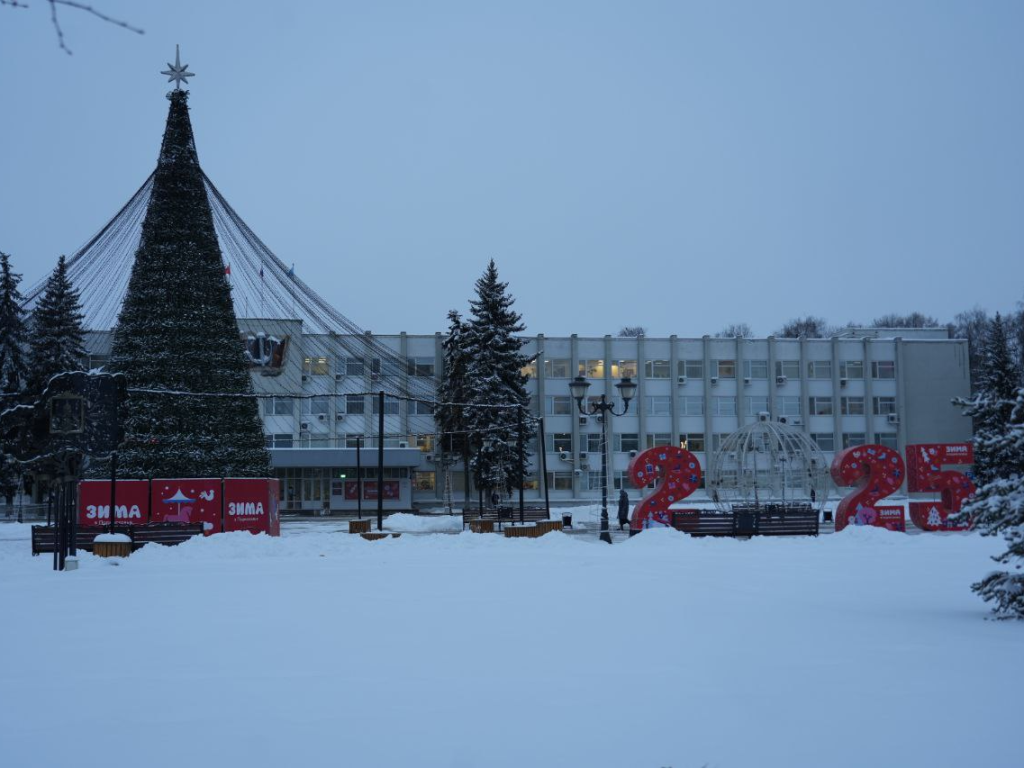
[955,314,1018,486]
[966,387,1024,618]
[26,254,86,395]
[435,310,470,457]
[0,252,29,397]
[463,260,533,497]
[109,90,269,478]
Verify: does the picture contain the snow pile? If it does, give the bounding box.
[1,522,1021,768]
[382,512,464,533]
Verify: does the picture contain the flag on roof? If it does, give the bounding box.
[224,264,231,275]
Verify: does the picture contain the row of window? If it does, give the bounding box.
[264,395,434,417]
[545,394,898,417]
[526,358,897,381]
[545,431,897,455]
[301,356,437,378]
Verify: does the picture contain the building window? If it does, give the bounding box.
[413,472,436,491]
[811,432,835,452]
[711,433,731,452]
[302,397,329,415]
[645,359,671,378]
[746,396,769,415]
[547,472,574,491]
[679,432,705,452]
[415,434,434,452]
[520,361,537,378]
[680,396,704,416]
[268,397,293,416]
[407,358,435,377]
[581,471,601,491]
[614,433,640,453]
[877,433,899,450]
[842,432,867,449]
[809,396,833,416]
[545,395,572,415]
[584,433,603,453]
[776,360,800,379]
[371,395,401,415]
[712,396,737,416]
[712,360,736,378]
[410,399,434,415]
[344,433,365,448]
[345,394,365,414]
[743,359,768,379]
[873,396,897,415]
[611,360,637,378]
[778,396,801,416]
[645,433,672,449]
[807,361,832,379]
[546,433,572,453]
[841,397,865,416]
[343,357,365,376]
[267,433,293,448]
[303,356,329,376]
[680,360,703,379]
[645,396,671,416]
[872,361,896,379]
[579,359,605,379]
[544,359,571,378]
[840,360,864,379]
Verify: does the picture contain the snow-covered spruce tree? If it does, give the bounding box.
[26,254,85,396]
[966,387,1024,618]
[109,89,269,479]
[955,314,1018,487]
[463,260,533,497]
[435,310,471,457]
[0,252,29,397]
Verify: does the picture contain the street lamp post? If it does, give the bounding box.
[569,375,637,544]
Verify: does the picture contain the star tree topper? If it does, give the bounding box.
[161,45,195,90]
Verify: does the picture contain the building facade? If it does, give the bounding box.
[84,326,972,512]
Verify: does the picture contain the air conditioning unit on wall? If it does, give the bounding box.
[776,375,787,386]
[887,413,900,424]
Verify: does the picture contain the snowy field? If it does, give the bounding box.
[1,520,1021,768]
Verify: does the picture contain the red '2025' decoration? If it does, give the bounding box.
[829,445,907,532]
[627,446,701,531]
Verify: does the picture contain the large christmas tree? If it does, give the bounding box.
[110,89,269,478]
[463,260,532,496]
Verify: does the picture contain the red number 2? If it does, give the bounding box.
[830,445,906,532]
[628,447,702,531]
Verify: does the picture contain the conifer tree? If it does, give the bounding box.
[436,310,470,457]
[0,252,29,397]
[110,90,269,478]
[26,254,85,395]
[955,314,1018,486]
[463,260,532,497]
[966,387,1024,618]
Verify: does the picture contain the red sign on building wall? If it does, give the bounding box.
[78,480,150,526]
[151,478,222,535]
[344,480,399,500]
[223,478,280,536]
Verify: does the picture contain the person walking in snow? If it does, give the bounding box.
[617,489,630,530]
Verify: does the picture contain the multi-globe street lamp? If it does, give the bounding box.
[569,375,637,543]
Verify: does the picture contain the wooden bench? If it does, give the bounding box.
[32,523,205,555]
[670,508,819,538]
[461,506,549,530]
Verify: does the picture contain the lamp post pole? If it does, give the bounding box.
[570,376,637,544]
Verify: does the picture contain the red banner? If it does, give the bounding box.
[78,480,150,526]
[151,479,222,535]
[223,478,280,536]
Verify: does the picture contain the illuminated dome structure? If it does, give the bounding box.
[706,414,830,514]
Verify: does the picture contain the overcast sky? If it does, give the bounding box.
[2,1,1023,337]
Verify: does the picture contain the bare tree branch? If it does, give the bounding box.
[2,1,143,54]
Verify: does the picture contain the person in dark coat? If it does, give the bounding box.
[617,489,630,530]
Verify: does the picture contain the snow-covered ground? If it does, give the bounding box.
[1,521,1020,768]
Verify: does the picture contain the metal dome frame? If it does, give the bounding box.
[705,414,830,514]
